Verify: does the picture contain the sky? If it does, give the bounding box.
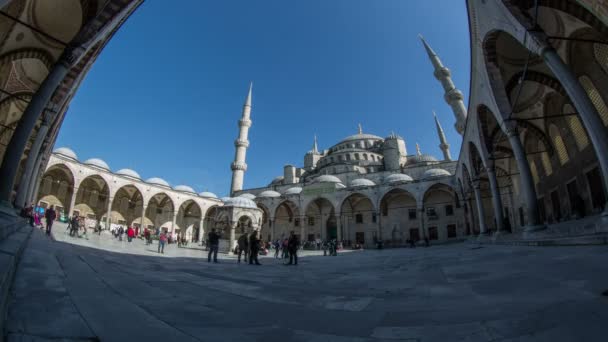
[56,0,471,197]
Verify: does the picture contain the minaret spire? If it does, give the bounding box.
[358,123,363,135]
[416,143,422,156]
[230,83,253,196]
[434,111,452,161]
[312,134,319,154]
[419,35,467,135]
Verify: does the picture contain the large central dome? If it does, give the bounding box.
[339,133,383,144]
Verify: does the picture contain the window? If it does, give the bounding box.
[409,228,420,241]
[539,141,552,176]
[445,205,454,216]
[363,154,368,161]
[408,208,417,220]
[447,224,457,238]
[372,213,377,223]
[426,207,437,218]
[428,227,438,240]
[529,160,539,185]
[346,154,351,161]
[308,217,315,226]
[355,153,360,160]
[549,125,569,165]
[594,43,608,75]
[579,75,608,126]
[564,104,589,151]
[355,214,363,223]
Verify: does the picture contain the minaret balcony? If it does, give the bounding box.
[231,162,248,171]
[434,67,451,79]
[234,139,250,148]
[239,119,252,127]
[444,88,464,102]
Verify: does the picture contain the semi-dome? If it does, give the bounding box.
[314,175,342,184]
[258,190,281,198]
[423,168,452,179]
[408,154,439,165]
[83,158,110,170]
[146,177,170,187]
[284,187,303,195]
[174,185,196,193]
[199,191,218,199]
[238,193,256,200]
[350,178,376,187]
[223,197,258,209]
[115,168,141,180]
[385,173,414,184]
[54,147,78,160]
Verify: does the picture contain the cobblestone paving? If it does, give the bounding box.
[6,223,608,341]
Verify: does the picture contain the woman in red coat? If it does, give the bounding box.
[127,226,135,243]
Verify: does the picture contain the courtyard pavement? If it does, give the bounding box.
[6,222,608,341]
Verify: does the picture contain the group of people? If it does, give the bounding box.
[20,202,56,236]
[110,225,137,242]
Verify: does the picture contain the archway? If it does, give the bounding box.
[339,193,374,247]
[73,175,109,229]
[423,183,459,241]
[110,185,143,229]
[379,188,417,246]
[145,192,174,233]
[274,200,300,241]
[304,197,336,244]
[202,205,219,242]
[176,200,202,242]
[256,203,271,242]
[36,163,74,221]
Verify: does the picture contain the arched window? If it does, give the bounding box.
[371,155,376,161]
[594,43,608,75]
[563,104,589,151]
[549,125,570,165]
[579,75,608,126]
[363,154,368,161]
[330,157,334,163]
[539,141,552,176]
[346,154,351,161]
[355,153,360,160]
[529,160,539,185]
[338,155,344,162]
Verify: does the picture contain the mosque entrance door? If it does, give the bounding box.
[326,215,337,239]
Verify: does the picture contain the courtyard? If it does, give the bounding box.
[5,224,608,341]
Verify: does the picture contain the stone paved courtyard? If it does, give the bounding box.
[6,223,608,341]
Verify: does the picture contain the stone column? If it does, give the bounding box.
[337,216,342,241]
[199,219,205,242]
[542,46,608,213]
[466,199,476,235]
[472,180,487,234]
[299,215,305,243]
[229,222,236,255]
[418,206,426,239]
[171,212,177,234]
[505,126,542,229]
[0,47,80,208]
[140,205,147,231]
[269,219,275,241]
[486,161,505,232]
[376,211,382,241]
[68,187,77,216]
[105,197,113,230]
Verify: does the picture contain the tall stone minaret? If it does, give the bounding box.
[419,35,467,135]
[230,83,252,196]
[433,111,452,161]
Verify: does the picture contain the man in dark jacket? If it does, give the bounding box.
[248,231,261,265]
[44,205,56,236]
[286,231,299,265]
[237,233,249,264]
[207,228,220,263]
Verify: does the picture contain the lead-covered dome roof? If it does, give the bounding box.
[54,147,78,160]
[385,173,414,184]
[350,178,376,187]
[339,133,383,144]
[258,190,281,198]
[423,168,451,179]
[284,187,302,195]
[116,168,141,180]
[83,158,110,170]
[238,193,256,200]
[314,175,342,184]
[223,197,258,209]
[174,185,196,193]
[146,177,170,187]
[408,154,438,164]
[199,191,218,199]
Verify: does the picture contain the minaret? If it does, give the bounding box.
[230,83,252,196]
[312,134,319,154]
[433,111,452,161]
[416,143,422,156]
[419,35,467,135]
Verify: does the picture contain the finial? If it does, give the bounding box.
[313,134,319,154]
[358,123,363,135]
[416,143,422,156]
[245,82,253,107]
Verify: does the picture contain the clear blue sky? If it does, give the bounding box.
[56,0,471,197]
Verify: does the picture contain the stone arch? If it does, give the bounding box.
[304,197,337,243]
[379,188,418,245]
[422,183,460,240]
[73,174,109,225]
[202,205,220,239]
[340,193,375,247]
[274,199,300,241]
[144,192,174,231]
[176,199,202,241]
[36,163,75,218]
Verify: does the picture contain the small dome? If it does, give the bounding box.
[270,176,284,185]
[174,185,196,193]
[258,190,281,198]
[284,187,303,195]
[83,158,110,170]
[115,168,141,180]
[220,196,232,202]
[385,173,414,184]
[423,168,452,179]
[238,193,256,200]
[54,147,78,160]
[223,197,258,209]
[350,178,376,187]
[408,154,438,165]
[199,191,218,198]
[314,175,342,184]
[146,177,170,187]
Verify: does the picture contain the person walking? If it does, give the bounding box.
[158,231,167,254]
[286,231,299,265]
[44,205,56,236]
[127,226,135,243]
[248,230,261,265]
[273,239,280,258]
[237,233,249,264]
[118,226,124,241]
[207,228,220,263]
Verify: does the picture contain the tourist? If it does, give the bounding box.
[118,226,124,241]
[286,231,299,265]
[273,239,280,258]
[248,230,261,265]
[207,228,220,263]
[81,220,88,239]
[282,238,289,259]
[144,228,151,245]
[33,210,42,228]
[158,231,167,254]
[23,203,34,226]
[127,226,135,242]
[237,233,249,264]
[44,205,56,236]
[322,240,329,256]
